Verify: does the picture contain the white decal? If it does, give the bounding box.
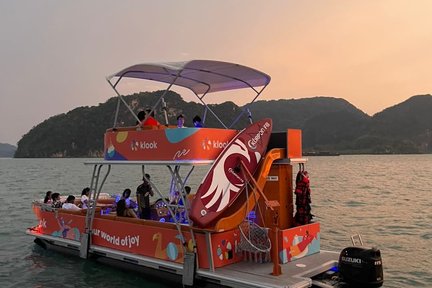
[39,218,47,228]
[173,148,190,160]
[201,139,250,212]
[213,140,229,149]
[267,176,279,181]
[93,229,140,249]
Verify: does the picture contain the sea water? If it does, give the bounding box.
[0,155,431,287]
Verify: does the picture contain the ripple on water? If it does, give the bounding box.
[421,233,432,240]
[344,200,366,207]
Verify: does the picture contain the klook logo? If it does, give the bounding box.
[131,140,158,151]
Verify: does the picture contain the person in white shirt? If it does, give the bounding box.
[80,187,90,208]
[62,195,81,211]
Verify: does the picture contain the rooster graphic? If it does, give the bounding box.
[200,139,261,212]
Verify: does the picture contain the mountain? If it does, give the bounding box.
[0,143,16,157]
[14,93,432,157]
[249,97,371,151]
[365,95,432,153]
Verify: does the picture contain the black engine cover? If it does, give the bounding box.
[339,247,383,287]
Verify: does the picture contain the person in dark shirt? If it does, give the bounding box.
[136,110,146,125]
[51,193,62,208]
[136,174,154,219]
[44,191,52,204]
[116,199,138,218]
[192,115,203,127]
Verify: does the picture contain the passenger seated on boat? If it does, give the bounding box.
[116,199,138,218]
[169,190,180,204]
[177,186,192,207]
[62,195,81,211]
[176,186,193,224]
[143,108,160,126]
[185,186,195,202]
[115,188,137,209]
[80,187,90,208]
[136,174,154,219]
[192,115,203,128]
[51,193,62,208]
[177,114,185,128]
[43,191,52,204]
[136,110,145,125]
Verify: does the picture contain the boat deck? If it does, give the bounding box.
[199,251,338,288]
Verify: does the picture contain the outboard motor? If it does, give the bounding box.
[339,247,383,287]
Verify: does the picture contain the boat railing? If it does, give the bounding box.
[106,124,178,133]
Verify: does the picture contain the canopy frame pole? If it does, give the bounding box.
[106,78,142,128]
[194,90,228,129]
[145,68,182,126]
[228,84,269,128]
[202,106,208,126]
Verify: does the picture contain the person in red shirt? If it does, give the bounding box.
[136,109,160,127]
[143,109,160,126]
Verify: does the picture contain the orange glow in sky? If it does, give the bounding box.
[1,1,432,145]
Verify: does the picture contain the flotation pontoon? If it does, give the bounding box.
[27,60,383,287]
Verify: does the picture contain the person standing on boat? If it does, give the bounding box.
[136,174,154,219]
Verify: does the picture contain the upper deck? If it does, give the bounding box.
[105,60,272,163]
[104,126,238,162]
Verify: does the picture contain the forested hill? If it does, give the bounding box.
[14,92,432,157]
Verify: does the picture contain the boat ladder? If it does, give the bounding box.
[351,234,364,246]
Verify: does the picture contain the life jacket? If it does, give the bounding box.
[294,170,313,225]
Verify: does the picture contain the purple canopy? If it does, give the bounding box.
[108,60,271,95]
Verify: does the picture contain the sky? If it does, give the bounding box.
[1,1,432,146]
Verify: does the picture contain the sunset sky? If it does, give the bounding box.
[1,1,432,145]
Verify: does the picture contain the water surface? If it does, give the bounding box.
[0,155,431,287]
